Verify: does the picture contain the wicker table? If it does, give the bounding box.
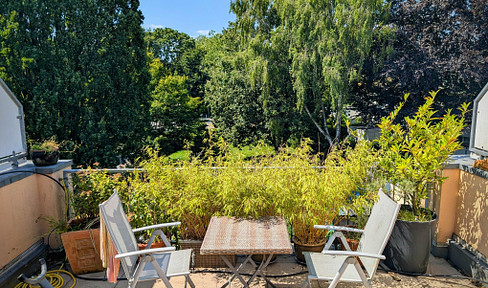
[200,216,293,288]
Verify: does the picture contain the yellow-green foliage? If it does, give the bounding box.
[70,167,129,230]
[129,138,378,244]
[286,139,379,244]
[377,91,468,220]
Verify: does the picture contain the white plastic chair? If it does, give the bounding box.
[99,191,195,288]
[301,190,401,288]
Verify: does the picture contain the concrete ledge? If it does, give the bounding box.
[448,239,488,287]
[0,160,72,189]
[432,242,449,259]
[0,240,47,288]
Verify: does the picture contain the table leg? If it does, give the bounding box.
[220,254,278,288]
[220,255,251,288]
[247,254,277,288]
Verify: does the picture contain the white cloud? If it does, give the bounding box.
[197,30,210,35]
[149,24,163,29]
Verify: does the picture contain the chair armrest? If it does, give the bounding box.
[321,250,385,260]
[314,225,364,234]
[114,247,176,259]
[132,222,181,233]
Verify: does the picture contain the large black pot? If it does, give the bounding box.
[383,208,437,274]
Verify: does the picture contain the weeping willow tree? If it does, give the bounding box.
[231,0,392,146]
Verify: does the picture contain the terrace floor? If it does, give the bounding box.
[68,255,478,288]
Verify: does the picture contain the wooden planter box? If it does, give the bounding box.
[61,229,103,275]
[179,239,235,268]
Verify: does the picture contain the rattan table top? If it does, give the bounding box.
[200,216,293,255]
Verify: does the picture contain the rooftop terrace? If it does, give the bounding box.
[54,255,478,287]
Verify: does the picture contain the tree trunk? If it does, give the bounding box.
[305,105,333,146]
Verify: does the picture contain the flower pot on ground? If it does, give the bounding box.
[48,168,130,273]
[377,92,467,273]
[61,229,103,274]
[339,238,359,251]
[137,241,166,250]
[292,236,326,265]
[179,239,236,268]
[30,139,60,166]
[383,209,437,273]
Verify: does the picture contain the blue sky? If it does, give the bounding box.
[139,0,236,37]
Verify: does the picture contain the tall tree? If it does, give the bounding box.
[202,29,268,145]
[145,28,207,153]
[0,0,150,167]
[352,0,488,122]
[231,0,390,146]
[145,28,207,102]
[202,25,310,148]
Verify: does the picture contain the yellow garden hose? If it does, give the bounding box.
[15,262,76,288]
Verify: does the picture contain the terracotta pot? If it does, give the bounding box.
[292,236,326,265]
[61,229,103,275]
[138,241,166,250]
[343,239,359,251]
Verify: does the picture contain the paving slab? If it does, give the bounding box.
[68,254,479,288]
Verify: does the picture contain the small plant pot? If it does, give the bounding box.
[342,239,359,251]
[138,241,166,250]
[31,150,59,166]
[292,236,326,265]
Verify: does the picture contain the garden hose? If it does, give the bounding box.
[16,260,76,288]
[15,270,76,288]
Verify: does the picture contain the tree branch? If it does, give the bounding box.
[305,105,333,146]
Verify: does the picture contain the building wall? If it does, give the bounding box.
[455,170,488,257]
[0,166,68,269]
[435,169,460,244]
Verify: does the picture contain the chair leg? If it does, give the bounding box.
[300,277,311,288]
[130,258,149,288]
[353,259,371,288]
[328,257,352,288]
[149,255,173,288]
[186,275,195,288]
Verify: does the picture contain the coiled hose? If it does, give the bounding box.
[15,260,76,288]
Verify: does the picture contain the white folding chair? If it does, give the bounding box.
[99,191,195,288]
[302,190,401,288]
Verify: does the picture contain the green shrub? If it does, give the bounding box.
[68,166,129,231]
[377,91,468,220]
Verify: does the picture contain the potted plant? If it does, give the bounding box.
[30,138,60,166]
[285,139,378,264]
[377,92,468,273]
[53,167,129,274]
[473,159,488,172]
[130,147,227,268]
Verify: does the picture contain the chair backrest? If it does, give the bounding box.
[357,190,400,277]
[99,191,139,276]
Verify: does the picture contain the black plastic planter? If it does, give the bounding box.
[383,210,437,274]
[31,150,59,166]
